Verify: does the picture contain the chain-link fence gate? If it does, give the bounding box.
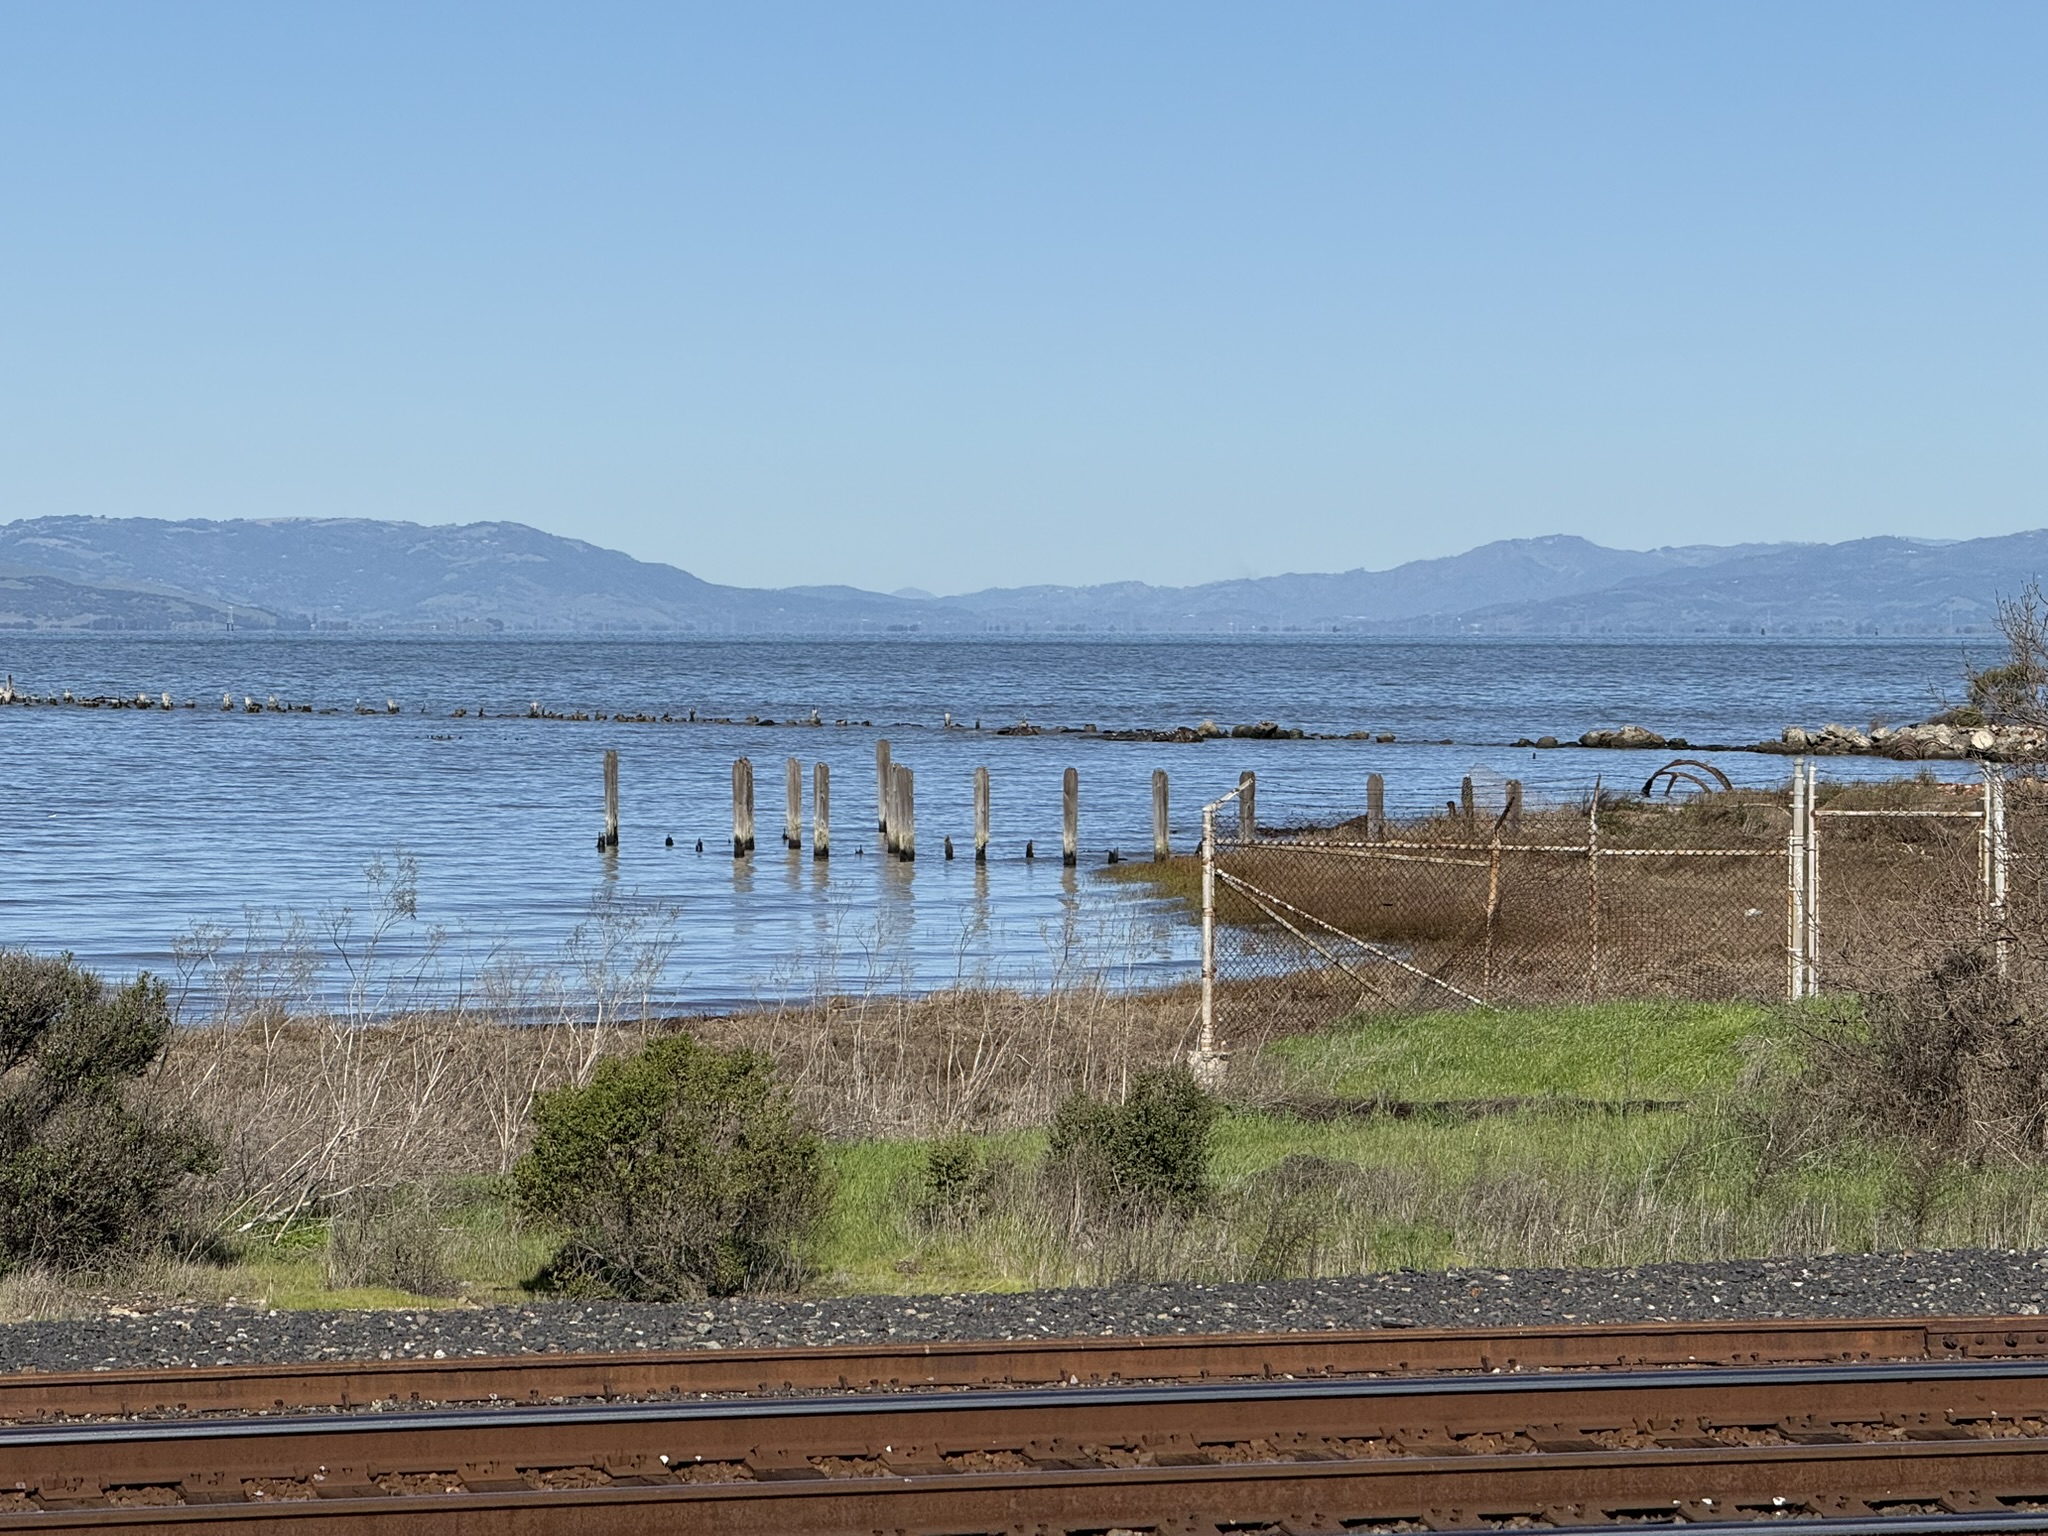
[1195,761,2010,1047]
[1791,759,2008,997]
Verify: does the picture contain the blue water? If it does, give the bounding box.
[0,633,1981,1010]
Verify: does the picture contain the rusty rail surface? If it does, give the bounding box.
[7,1314,2048,1420]
[8,1350,2048,1531]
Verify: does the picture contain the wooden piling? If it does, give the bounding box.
[813,761,831,859]
[1062,767,1079,867]
[744,756,756,851]
[732,759,749,858]
[1367,773,1386,842]
[876,739,892,835]
[896,764,916,862]
[1505,778,1524,834]
[1460,776,1475,824]
[973,766,990,864]
[602,750,619,850]
[1152,769,1170,861]
[1238,770,1256,843]
[785,757,802,850]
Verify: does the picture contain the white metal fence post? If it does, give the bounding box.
[1787,757,1807,1001]
[1811,757,1820,996]
[1985,763,2010,975]
[1586,780,1601,1003]
[1804,758,1821,997]
[1194,801,1221,1083]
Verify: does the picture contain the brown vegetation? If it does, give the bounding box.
[162,980,1224,1228]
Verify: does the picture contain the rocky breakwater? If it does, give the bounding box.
[1776,720,2046,762]
[1567,717,2045,762]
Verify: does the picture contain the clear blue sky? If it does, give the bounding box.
[1,3,2042,594]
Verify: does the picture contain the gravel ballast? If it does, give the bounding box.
[3,1250,2047,1375]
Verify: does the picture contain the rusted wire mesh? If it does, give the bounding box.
[1811,780,1994,994]
[1202,773,2001,1038]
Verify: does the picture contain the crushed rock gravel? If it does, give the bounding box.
[4,1249,2046,1376]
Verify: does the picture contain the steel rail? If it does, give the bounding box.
[9,1315,2048,1421]
[7,1357,2048,1527]
[15,1355,2048,1445]
[10,1438,2048,1533]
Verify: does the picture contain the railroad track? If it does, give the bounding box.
[7,1316,2048,1532]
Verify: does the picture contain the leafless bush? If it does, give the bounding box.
[325,1186,458,1296]
[1784,946,2048,1170]
[167,976,1210,1240]
[1956,578,2048,732]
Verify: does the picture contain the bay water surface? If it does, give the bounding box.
[0,634,1984,1011]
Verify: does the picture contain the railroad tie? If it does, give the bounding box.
[176,1474,244,1506]
[30,1478,102,1510]
[598,1453,672,1485]
[879,1444,949,1476]
[744,1446,827,1480]
[1021,1436,1094,1470]
[311,1465,382,1499]
[458,1461,528,1493]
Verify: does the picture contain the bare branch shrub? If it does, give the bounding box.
[1959,578,2048,730]
[325,1185,458,1296]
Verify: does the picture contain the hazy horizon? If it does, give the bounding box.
[0,511,1980,599]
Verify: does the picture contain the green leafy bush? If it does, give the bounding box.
[514,1033,827,1298]
[0,951,216,1273]
[1046,1066,1218,1217]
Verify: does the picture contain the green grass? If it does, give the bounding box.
[58,998,2048,1312]
[1267,998,1776,1105]
[202,1180,558,1311]
[814,1132,1051,1295]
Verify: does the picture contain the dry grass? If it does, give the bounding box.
[0,1255,243,1324]
[162,979,1229,1230]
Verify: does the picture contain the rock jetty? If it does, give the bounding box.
[1773,720,2042,761]
[1565,718,2043,761]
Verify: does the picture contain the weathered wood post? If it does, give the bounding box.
[1238,770,1255,842]
[744,756,756,851]
[729,761,745,860]
[602,749,619,850]
[1152,769,1170,861]
[1460,776,1475,825]
[1367,773,1386,842]
[1505,779,1524,833]
[813,761,831,860]
[785,757,802,850]
[896,763,916,861]
[973,766,991,863]
[876,739,891,835]
[1062,766,1079,867]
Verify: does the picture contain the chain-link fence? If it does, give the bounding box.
[1796,760,2003,998]
[1193,762,2008,1044]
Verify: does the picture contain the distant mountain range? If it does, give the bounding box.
[0,515,2033,636]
